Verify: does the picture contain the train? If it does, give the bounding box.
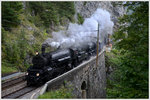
[26,37,108,86]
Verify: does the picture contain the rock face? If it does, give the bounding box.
[74,1,126,31]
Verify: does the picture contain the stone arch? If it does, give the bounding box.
[81,81,86,90]
[81,81,87,98]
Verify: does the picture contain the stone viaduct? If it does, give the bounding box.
[38,49,106,98]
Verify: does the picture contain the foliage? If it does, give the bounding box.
[77,13,84,24]
[2,61,18,74]
[111,1,124,7]
[2,28,30,71]
[28,15,44,27]
[38,85,73,99]
[107,2,148,98]
[2,2,23,30]
[2,25,48,72]
[28,2,75,28]
[56,2,75,22]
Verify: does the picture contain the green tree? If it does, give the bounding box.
[56,2,75,21]
[2,2,23,30]
[28,2,75,28]
[107,2,148,98]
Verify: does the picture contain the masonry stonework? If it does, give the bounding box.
[46,51,106,98]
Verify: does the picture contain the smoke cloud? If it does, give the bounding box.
[43,8,114,49]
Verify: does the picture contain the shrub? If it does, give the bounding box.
[38,85,73,99]
[77,13,84,24]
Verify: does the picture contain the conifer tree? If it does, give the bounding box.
[2,2,23,30]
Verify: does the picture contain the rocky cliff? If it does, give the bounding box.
[74,1,126,31]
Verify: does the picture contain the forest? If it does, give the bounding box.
[1,1,148,98]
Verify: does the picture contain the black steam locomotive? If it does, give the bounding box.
[26,41,103,86]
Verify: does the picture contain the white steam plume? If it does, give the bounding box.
[43,8,114,49]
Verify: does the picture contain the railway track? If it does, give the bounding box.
[2,74,37,99]
[2,75,25,90]
[3,86,37,99]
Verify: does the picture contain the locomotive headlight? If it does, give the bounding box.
[36,52,39,55]
[26,72,28,75]
[36,73,40,76]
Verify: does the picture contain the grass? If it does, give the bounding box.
[38,86,73,99]
[2,62,18,74]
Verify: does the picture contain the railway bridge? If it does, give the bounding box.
[39,48,106,98]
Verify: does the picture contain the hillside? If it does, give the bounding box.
[2,1,125,74]
[2,2,76,74]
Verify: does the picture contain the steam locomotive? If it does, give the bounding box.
[26,41,104,86]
